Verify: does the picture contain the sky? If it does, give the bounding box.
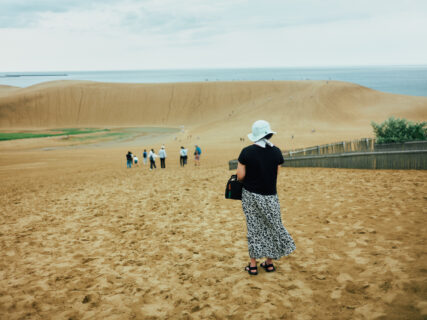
[1,0,427,71]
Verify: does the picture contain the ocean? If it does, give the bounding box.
[1,65,427,97]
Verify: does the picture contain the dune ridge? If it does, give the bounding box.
[2,80,426,149]
[1,80,426,132]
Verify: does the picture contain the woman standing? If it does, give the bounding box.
[236,120,295,275]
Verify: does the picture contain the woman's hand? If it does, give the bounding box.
[237,162,246,181]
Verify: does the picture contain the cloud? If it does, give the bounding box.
[0,0,242,47]
[3,0,427,37]
[0,0,426,70]
[0,0,117,27]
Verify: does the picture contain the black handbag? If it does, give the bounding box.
[225,175,243,200]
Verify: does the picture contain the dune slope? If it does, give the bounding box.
[0,80,426,147]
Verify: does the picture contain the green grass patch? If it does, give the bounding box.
[0,127,180,142]
[0,128,109,141]
[70,131,128,141]
[0,132,54,141]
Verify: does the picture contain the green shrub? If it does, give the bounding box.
[371,117,427,144]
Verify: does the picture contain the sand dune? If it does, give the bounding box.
[1,80,426,148]
[0,85,20,94]
[0,81,427,319]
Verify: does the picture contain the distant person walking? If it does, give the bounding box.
[143,149,148,165]
[180,146,188,167]
[159,146,167,169]
[126,151,133,168]
[133,155,139,167]
[194,145,201,166]
[236,120,296,275]
[149,149,157,170]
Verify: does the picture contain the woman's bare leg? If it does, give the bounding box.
[250,258,257,267]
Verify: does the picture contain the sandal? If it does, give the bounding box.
[260,261,276,272]
[245,263,258,276]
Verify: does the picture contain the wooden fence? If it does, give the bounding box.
[281,150,427,170]
[228,140,427,170]
[283,139,427,157]
[374,140,427,152]
[283,138,375,157]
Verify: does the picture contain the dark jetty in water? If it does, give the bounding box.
[2,73,68,77]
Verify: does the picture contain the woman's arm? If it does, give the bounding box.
[237,162,246,181]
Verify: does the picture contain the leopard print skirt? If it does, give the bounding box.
[242,188,296,259]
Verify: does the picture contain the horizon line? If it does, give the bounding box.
[2,64,427,74]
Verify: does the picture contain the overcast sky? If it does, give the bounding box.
[1,0,427,71]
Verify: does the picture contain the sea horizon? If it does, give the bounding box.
[1,65,427,97]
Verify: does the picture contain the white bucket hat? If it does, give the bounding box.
[248,120,276,142]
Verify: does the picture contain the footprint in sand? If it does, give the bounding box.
[337,273,353,283]
[347,247,369,264]
[330,289,341,299]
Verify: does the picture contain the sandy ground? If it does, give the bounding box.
[0,138,426,320]
[1,80,426,319]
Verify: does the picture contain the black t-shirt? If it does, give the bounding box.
[238,144,284,195]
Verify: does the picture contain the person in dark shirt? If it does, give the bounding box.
[143,149,148,165]
[126,151,133,168]
[237,120,296,275]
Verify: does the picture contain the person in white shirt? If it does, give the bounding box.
[148,149,157,170]
[158,146,167,169]
[180,146,188,167]
[133,155,139,167]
